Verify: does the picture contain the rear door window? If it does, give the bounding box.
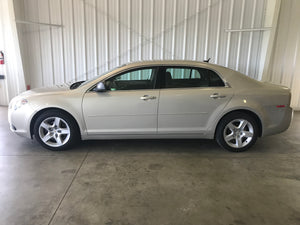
[159,67,225,89]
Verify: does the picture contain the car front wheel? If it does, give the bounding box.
[216,112,259,152]
[33,110,79,150]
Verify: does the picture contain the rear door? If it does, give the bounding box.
[157,67,233,134]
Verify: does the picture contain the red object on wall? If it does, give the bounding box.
[26,85,31,90]
[0,51,4,64]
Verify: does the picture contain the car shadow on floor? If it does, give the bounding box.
[81,138,222,154]
[8,134,299,156]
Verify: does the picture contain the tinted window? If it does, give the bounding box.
[160,67,224,88]
[105,68,156,91]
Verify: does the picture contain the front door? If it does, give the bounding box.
[82,67,159,135]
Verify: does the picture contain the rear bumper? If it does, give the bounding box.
[262,106,293,136]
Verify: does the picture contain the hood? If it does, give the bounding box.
[18,85,70,98]
[8,84,71,110]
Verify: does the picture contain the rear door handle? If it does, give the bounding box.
[140,95,157,100]
[210,93,226,99]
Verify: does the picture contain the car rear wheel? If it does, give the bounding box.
[216,112,259,152]
[33,110,79,150]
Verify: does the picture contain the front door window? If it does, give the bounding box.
[105,68,156,91]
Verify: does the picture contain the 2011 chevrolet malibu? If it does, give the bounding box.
[8,61,293,152]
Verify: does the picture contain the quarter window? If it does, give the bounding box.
[161,67,224,88]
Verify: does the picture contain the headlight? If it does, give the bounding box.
[14,99,28,110]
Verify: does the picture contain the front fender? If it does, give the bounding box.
[28,93,87,138]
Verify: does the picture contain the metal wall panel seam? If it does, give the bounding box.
[172,0,177,60]
[83,0,87,80]
[214,0,222,64]
[150,0,154,60]
[261,0,282,83]
[48,0,55,85]
[161,0,165,60]
[225,0,234,67]
[71,0,77,80]
[117,0,120,65]
[204,0,211,60]
[279,0,293,84]
[193,0,199,60]
[182,0,189,60]
[246,0,257,75]
[59,0,66,83]
[236,0,245,71]
[254,0,267,80]
[127,0,131,62]
[23,0,32,86]
[37,0,44,86]
[139,0,142,60]
[290,25,300,88]
[95,0,99,75]
[105,0,109,70]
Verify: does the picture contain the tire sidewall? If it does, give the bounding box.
[216,112,259,152]
[33,110,79,151]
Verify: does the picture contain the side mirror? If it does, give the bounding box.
[94,82,106,92]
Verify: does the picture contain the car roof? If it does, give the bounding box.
[123,60,213,68]
[120,60,235,75]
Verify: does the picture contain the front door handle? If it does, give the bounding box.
[140,95,157,101]
[210,93,226,99]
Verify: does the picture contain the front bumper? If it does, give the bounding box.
[8,102,35,139]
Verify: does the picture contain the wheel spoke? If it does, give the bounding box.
[55,135,63,145]
[227,122,236,131]
[236,137,243,148]
[54,117,61,127]
[225,133,235,141]
[42,133,52,143]
[243,131,253,138]
[60,128,70,134]
[238,120,248,130]
[40,122,50,130]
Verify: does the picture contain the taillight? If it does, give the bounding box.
[276,105,285,108]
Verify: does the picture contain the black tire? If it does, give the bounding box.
[33,110,80,151]
[216,112,259,152]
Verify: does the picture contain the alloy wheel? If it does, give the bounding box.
[38,117,71,147]
[223,119,254,149]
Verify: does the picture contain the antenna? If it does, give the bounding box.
[203,58,211,63]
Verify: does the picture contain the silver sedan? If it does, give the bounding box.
[8,61,293,152]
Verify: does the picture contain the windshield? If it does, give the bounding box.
[78,64,127,88]
[78,70,110,87]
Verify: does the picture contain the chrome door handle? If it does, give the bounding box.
[140,95,156,100]
[210,93,226,99]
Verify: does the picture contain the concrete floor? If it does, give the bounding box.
[0,106,300,225]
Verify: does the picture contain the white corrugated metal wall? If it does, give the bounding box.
[265,0,300,109]
[14,0,267,88]
[0,0,25,105]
